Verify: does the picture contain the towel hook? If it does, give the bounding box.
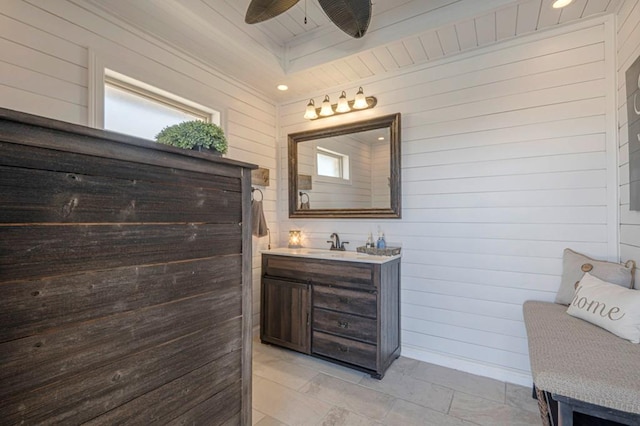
[252,187,263,202]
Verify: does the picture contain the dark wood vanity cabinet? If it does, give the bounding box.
[261,277,311,353]
[261,253,401,379]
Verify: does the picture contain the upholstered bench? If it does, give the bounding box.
[523,300,640,426]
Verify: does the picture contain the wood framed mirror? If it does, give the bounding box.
[289,113,401,218]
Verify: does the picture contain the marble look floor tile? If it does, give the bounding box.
[300,373,396,421]
[449,392,541,426]
[318,406,385,426]
[412,363,506,403]
[253,356,319,390]
[253,376,332,426]
[505,383,540,415]
[383,399,475,426]
[252,409,266,425]
[254,415,288,426]
[359,364,454,413]
[289,353,367,384]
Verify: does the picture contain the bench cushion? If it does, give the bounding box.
[523,300,640,414]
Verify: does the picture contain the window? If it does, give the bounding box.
[317,147,350,180]
[103,70,219,140]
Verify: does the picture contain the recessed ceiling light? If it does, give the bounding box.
[378,137,385,141]
[277,84,288,91]
[552,0,573,8]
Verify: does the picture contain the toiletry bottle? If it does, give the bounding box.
[376,231,383,249]
[379,232,386,249]
[366,232,374,248]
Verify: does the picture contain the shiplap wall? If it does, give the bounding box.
[618,0,640,283]
[0,0,278,327]
[297,136,373,209]
[278,16,618,385]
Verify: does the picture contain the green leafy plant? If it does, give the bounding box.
[155,120,228,154]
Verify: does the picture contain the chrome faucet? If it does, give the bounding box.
[327,233,348,251]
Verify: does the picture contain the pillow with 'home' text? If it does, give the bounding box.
[566,273,640,343]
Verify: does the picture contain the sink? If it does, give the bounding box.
[262,247,399,264]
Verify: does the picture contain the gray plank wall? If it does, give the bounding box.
[0,114,252,423]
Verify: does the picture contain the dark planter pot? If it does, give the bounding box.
[194,146,222,156]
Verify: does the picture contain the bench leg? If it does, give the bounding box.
[558,401,573,426]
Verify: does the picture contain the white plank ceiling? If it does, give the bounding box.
[80,0,621,100]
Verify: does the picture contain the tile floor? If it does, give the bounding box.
[251,337,542,426]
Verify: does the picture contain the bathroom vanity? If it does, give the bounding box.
[261,248,401,379]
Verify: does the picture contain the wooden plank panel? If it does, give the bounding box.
[516,0,542,34]
[85,352,241,424]
[0,223,242,281]
[420,31,444,60]
[0,287,241,401]
[436,26,460,55]
[455,19,478,50]
[0,255,241,342]
[0,119,245,179]
[167,381,241,426]
[1,319,242,425]
[0,141,241,193]
[0,165,241,224]
[496,5,518,40]
[475,12,497,45]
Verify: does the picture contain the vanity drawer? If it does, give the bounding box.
[313,309,377,344]
[263,255,375,289]
[312,332,376,370]
[313,285,376,318]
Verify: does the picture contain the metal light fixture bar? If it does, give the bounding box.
[304,88,377,120]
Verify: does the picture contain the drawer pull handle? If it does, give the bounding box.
[338,320,349,329]
[337,345,350,353]
[339,297,350,304]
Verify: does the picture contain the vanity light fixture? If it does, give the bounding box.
[288,230,302,248]
[336,91,350,113]
[304,99,318,120]
[319,95,335,117]
[552,0,573,8]
[303,87,377,120]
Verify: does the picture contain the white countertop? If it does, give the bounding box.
[261,247,401,264]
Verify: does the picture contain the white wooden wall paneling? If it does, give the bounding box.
[278,16,617,385]
[0,38,87,86]
[402,304,527,337]
[399,235,607,258]
[22,0,276,117]
[617,0,640,270]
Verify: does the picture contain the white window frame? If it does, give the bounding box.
[88,51,222,132]
[315,146,351,185]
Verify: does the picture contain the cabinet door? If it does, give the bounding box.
[261,277,311,354]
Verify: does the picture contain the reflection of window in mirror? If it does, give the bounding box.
[317,147,350,180]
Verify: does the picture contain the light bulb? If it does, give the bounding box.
[552,0,573,8]
[353,87,368,109]
[304,99,318,120]
[336,91,350,113]
[319,95,334,116]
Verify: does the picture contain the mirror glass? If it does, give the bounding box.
[289,113,401,218]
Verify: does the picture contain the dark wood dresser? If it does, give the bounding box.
[0,108,255,425]
[261,250,401,379]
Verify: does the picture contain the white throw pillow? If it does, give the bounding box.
[567,273,640,343]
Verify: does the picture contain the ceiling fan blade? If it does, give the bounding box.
[245,0,300,24]
[318,0,371,38]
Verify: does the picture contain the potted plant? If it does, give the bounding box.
[155,120,228,154]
